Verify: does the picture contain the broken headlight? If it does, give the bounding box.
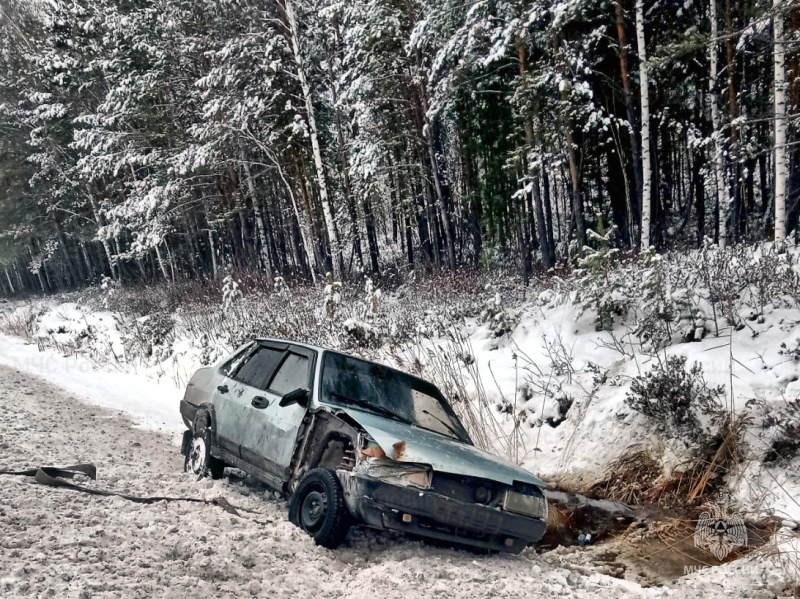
[502,486,548,519]
[356,432,431,489]
[356,458,432,489]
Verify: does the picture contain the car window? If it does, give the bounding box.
[268,353,309,396]
[220,343,254,376]
[232,347,284,389]
[321,351,471,442]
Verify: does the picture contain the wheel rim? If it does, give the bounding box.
[189,437,206,474]
[300,486,328,533]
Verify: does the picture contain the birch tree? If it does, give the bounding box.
[635,0,652,250]
[1,0,799,295]
[774,0,787,243]
[615,0,642,243]
[709,0,728,248]
[283,0,342,279]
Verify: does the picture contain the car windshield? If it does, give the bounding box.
[320,351,471,443]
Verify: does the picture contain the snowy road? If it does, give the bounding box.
[0,363,788,598]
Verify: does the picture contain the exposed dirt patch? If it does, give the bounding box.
[540,489,642,549]
[595,516,778,586]
[541,483,782,586]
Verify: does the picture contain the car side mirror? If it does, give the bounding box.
[279,388,309,408]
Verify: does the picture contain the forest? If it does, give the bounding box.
[0,0,797,294]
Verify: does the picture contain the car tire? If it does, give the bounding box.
[184,427,225,479]
[289,468,350,548]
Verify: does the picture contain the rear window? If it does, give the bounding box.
[268,353,309,395]
[233,347,284,389]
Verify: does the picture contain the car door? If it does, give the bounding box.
[210,342,259,456]
[238,345,315,477]
[214,343,286,463]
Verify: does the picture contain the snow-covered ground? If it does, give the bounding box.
[0,360,796,598]
[457,298,800,524]
[0,331,184,438]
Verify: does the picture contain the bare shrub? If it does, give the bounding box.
[0,306,38,340]
[625,355,724,438]
[379,325,512,458]
[123,313,175,362]
[764,398,800,464]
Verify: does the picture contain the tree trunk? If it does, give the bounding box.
[709,0,728,248]
[635,0,653,250]
[164,239,177,283]
[208,229,218,279]
[154,243,170,281]
[775,0,788,242]
[240,148,274,281]
[286,175,318,281]
[405,215,415,269]
[759,146,769,214]
[4,268,14,295]
[615,0,643,241]
[80,242,94,281]
[50,213,79,286]
[518,40,555,269]
[542,159,557,251]
[363,195,380,273]
[410,48,455,270]
[327,42,363,272]
[693,150,706,245]
[425,120,456,269]
[552,30,587,252]
[284,0,342,279]
[88,192,117,280]
[725,0,742,242]
[247,134,318,281]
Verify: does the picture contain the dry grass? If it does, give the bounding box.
[0,305,38,340]
[378,325,514,458]
[589,447,664,505]
[687,415,749,501]
[590,415,749,508]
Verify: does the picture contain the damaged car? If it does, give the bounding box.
[179,339,548,553]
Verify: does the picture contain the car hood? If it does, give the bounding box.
[332,405,545,488]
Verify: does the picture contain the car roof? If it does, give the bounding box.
[255,337,442,390]
[256,337,467,437]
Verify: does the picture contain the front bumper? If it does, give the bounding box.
[338,471,547,553]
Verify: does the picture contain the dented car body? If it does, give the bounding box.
[180,339,548,553]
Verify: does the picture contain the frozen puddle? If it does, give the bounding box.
[540,488,781,587]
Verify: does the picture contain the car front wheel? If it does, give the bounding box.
[184,427,225,479]
[289,468,350,548]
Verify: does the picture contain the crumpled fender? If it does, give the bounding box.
[331,405,545,488]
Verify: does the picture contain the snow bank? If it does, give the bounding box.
[0,332,184,438]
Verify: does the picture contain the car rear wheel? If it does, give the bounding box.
[289,468,350,548]
[184,427,225,479]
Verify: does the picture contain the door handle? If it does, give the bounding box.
[217,384,229,394]
[251,396,269,409]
